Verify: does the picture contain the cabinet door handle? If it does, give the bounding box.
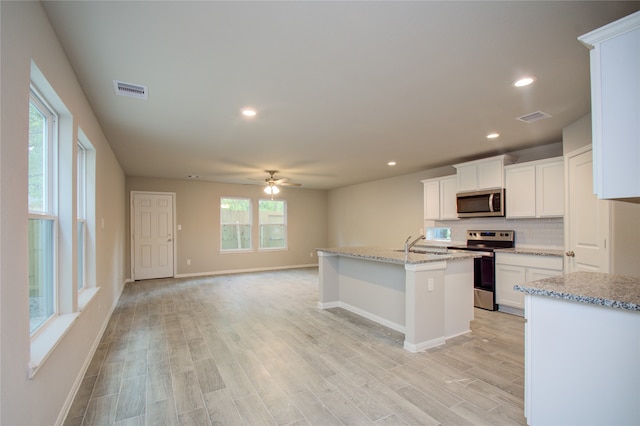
[565,250,575,257]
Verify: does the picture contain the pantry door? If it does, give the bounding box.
[565,146,610,273]
[131,191,175,280]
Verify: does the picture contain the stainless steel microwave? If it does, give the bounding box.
[456,188,505,218]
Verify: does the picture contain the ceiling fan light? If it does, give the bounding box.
[264,185,280,195]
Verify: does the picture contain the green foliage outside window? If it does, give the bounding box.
[221,198,251,250]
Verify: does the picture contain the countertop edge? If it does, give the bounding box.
[514,271,640,312]
[316,247,477,265]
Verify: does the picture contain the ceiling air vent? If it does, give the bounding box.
[113,80,148,100]
[516,110,552,123]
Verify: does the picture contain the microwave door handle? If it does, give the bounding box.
[488,193,494,212]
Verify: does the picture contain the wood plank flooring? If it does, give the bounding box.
[64,268,526,425]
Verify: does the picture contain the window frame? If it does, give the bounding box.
[28,87,59,337]
[220,197,253,252]
[258,199,288,251]
[76,142,87,292]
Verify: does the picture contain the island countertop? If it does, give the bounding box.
[316,246,477,265]
[514,271,640,311]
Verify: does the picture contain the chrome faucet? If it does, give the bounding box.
[404,234,425,255]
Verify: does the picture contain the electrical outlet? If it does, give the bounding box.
[427,278,434,292]
[186,259,191,265]
[309,252,314,258]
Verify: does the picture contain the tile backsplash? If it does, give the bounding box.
[433,217,564,249]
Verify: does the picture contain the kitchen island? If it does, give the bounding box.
[515,271,640,425]
[316,247,477,352]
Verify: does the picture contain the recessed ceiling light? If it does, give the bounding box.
[512,76,537,87]
[388,161,397,166]
[487,133,500,139]
[241,107,257,117]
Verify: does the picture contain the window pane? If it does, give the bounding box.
[259,200,286,249]
[29,101,47,213]
[426,227,451,241]
[29,218,55,332]
[77,143,86,219]
[221,224,251,250]
[77,220,85,291]
[220,198,251,250]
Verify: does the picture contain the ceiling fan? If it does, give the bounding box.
[261,170,301,199]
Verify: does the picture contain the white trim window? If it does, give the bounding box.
[28,88,58,335]
[259,199,287,250]
[220,197,252,251]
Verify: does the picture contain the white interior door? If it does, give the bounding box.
[565,147,610,273]
[132,192,175,280]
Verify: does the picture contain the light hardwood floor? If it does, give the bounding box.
[64,268,526,426]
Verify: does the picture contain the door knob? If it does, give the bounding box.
[565,250,575,257]
[167,239,172,242]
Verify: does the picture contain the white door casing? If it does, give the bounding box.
[131,191,175,280]
[565,146,610,273]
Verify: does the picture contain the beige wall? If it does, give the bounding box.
[563,113,592,154]
[126,177,328,277]
[1,2,126,424]
[328,165,454,248]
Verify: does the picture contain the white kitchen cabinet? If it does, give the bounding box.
[495,253,563,314]
[504,157,564,218]
[422,175,458,220]
[579,11,640,201]
[454,155,515,192]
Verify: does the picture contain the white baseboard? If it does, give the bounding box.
[318,300,405,334]
[403,336,446,353]
[498,305,525,317]
[174,263,317,279]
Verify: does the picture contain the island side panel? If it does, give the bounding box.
[404,263,446,351]
[337,256,406,331]
[525,294,640,425]
[317,251,340,308]
[443,258,474,338]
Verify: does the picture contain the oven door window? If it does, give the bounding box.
[474,256,494,290]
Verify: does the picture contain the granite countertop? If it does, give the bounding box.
[496,247,564,257]
[316,246,477,265]
[514,271,640,311]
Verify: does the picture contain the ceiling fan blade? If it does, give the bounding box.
[278,182,302,187]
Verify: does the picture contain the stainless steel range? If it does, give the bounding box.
[448,230,515,311]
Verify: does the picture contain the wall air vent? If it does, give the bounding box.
[516,110,552,123]
[113,80,148,100]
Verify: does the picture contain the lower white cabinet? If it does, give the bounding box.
[422,175,458,221]
[495,253,563,314]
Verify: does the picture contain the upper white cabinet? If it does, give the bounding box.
[454,155,515,192]
[422,175,458,220]
[579,11,640,201]
[505,157,564,218]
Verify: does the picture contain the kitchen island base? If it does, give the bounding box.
[317,250,474,352]
[524,294,639,425]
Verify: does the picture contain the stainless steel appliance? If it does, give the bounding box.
[456,188,505,218]
[448,230,515,311]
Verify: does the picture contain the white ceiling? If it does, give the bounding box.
[42,1,640,190]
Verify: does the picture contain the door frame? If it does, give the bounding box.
[130,191,177,280]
